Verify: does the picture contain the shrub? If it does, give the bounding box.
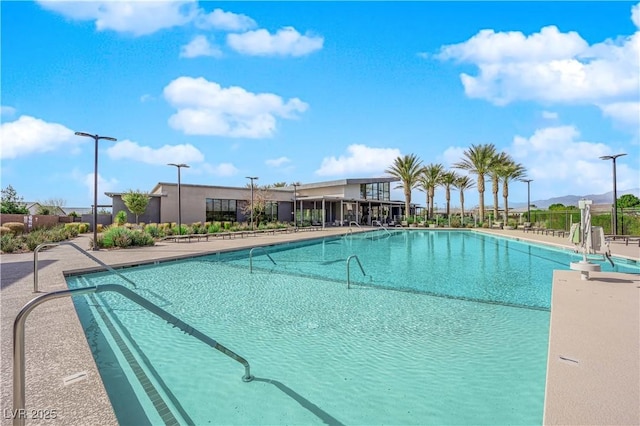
[144,224,164,238]
[0,226,11,235]
[98,226,154,249]
[78,223,89,233]
[130,230,154,247]
[0,234,21,253]
[97,224,103,232]
[25,232,48,251]
[207,223,221,233]
[450,218,461,228]
[223,222,232,230]
[114,210,127,226]
[3,222,25,235]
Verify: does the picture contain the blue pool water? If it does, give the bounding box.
[66,230,638,425]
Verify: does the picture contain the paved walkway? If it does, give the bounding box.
[1,227,638,425]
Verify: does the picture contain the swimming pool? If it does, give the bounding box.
[66,230,637,425]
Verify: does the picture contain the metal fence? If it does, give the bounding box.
[523,207,640,235]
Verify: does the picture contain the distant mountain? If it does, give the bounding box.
[511,188,640,209]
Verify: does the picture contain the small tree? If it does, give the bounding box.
[122,190,150,224]
[617,194,640,208]
[1,185,29,214]
[242,186,273,226]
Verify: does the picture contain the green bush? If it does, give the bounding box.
[97,226,155,249]
[114,210,127,226]
[207,223,221,233]
[130,230,155,247]
[144,224,165,238]
[0,234,21,253]
[25,232,48,251]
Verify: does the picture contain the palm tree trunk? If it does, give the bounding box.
[477,174,485,223]
[404,189,411,221]
[446,187,451,217]
[503,181,509,223]
[493,176,499,222]
[425,193,430,220]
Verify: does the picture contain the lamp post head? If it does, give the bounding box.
[75,131,117,142]
[599,153,627,161]
[168,163,190,168]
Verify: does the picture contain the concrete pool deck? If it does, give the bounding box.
[1,227,638,425]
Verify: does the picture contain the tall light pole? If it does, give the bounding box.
[292,183,298,230]
[600,153,626,235]
[168,163,190,235]
[521,179,533,222]
[75,132,117,251]
[246,176,258,230]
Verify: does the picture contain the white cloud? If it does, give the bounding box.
[1,106,16,117]
[106,140,204,165]
[436,5,640,131]
[542,111,559,120]
[37,0,198,36]
[202,162,238,176]
[163,76,308,138]
[315,144,401,176]
[180,35,222,58]
[508,126,638,197]
[441,125,639,201]
[140,94,154,103]
[442,146,467,169]
[83,172,118,205]
[195,8,256,32]
[632,3,640,28]
[227,26,323,57]
[599,101,640,130]
[0,115,77,159]
[266,156,291,167]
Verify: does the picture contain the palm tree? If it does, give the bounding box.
[454,175,475,224]
[497,161,527,224]
[440,171,458,218]
[419,163,444,220]
[385,154,424,220]
[453,143,498,223]
[489,152,510,222]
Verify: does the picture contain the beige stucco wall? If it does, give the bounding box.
[156,183,293,224]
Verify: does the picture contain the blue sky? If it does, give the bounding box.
[1,1,639,210]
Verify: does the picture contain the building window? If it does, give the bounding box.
[206,198,237,222]
[264,202,278,222]
[360,182,391,201]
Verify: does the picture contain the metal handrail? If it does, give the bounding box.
[33,242,137,293]
[376,223,391,236]
[13,284,253,426]
[249,246,276,273]
[346,255,366,289]
[349,221,362,228]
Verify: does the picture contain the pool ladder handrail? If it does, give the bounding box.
[13,284,253,426]
[375,223,392,237]
[249,246,277,273]
[349,221,362,229]
[33,242,137,293]
[346,255,367,289]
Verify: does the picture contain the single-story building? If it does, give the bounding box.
[107,177,417,228]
